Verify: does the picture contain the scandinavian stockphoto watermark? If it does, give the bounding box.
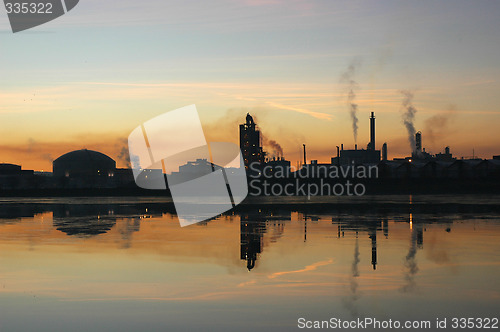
[248,162,378,198]
[127,105,248,227]
[3,0,79,33]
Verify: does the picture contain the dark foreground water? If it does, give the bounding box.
[0,196,499,331]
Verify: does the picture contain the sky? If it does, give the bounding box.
[1,0,500,170]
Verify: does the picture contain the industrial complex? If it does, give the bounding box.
[0,111,499,191]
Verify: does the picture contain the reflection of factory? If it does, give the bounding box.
[335,217,389,270]
[239,210,291,271]
[240,216,267,271]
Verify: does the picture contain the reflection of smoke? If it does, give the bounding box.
[117,218,140,249]
[400,90,418,153]
[340,61,361,143]
[401,229,419,292]
[426,232,458,275]
[343,237,361,317]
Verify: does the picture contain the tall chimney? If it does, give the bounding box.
[382,142,387,161]
[355,144,357,150]
[415,131,422,153]
[303,144,306,166]
[369,112,375,150]
[341,144,344,151]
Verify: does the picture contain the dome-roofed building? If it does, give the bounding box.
[53,149,116,188]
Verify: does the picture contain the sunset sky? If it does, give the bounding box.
[1,0,500,171]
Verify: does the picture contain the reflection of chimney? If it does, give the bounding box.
[383,218,389,238]
[369,112,375,150]
[382,142,388,161]
[417,226,423,249]
[369,230,377,270]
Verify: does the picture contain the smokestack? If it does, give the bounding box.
[369,112,375,150]
[445,146,450,155]
[303,144,307,166]
[382,143,387,161]
[355,144,357,150]
[415,131,422,153]
[336,146,340,158]
[341,144,344,151]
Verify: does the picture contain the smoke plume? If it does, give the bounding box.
[262,136,283,158]
[400,90,418,153]
[424,104,456,145]
[116,138,131,168]
[340,60,361,143]
[41,153,53,163]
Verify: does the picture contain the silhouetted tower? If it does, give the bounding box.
[368,112,376,150]
[382,142,387,161]
[303,144,307,166]
[239,114,264,169]
[415,131,422,154]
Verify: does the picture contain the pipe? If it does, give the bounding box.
[370,112,375,150]
[303,144,306,165]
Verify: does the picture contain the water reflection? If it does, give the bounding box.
[0,197,499,331]
[0,198,490,272]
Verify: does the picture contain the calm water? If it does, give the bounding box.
[0,196,499,331]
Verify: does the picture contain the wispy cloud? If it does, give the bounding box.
[267,102,332,120]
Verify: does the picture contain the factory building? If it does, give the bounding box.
[409,131,455,162]
[435,146,455,162]
[0,163,35,189]
[332,112,381,165]
[53,149,116,188]
[265,157,291,177]
[239,113,264,169]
